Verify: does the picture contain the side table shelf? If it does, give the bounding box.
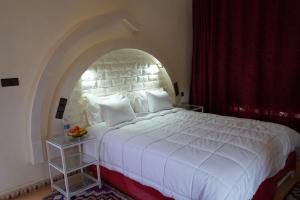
[52,173,98,198]
[177,104,204,112]
[46,134,101,200]
[49,153,97,173]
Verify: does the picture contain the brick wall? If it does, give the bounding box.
[64,49,173,127]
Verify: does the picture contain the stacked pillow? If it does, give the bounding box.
[133,91,149,113]
[146,90,173,112]
[84,89,173,127]
[133,89,173,113]
[84,93,123,126]
[99,97,135,126]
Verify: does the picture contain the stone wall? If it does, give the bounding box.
[64,49,173,127]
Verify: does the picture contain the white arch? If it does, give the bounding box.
[50,39,176,137]
[28,12,176,164]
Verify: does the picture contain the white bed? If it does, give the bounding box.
[83,108,299,200]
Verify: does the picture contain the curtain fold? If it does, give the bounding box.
[190,0,300,132]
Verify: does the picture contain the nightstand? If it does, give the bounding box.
[46,134,101,200]
[177,104,204,112]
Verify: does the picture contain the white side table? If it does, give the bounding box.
[46,134,101,200]
[177,104,204,112]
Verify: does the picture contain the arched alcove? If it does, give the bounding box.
[29,11,178,164]
[63,48,175,128]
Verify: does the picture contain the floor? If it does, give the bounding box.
[15,186,51,200]
[274,161,300,200]
[15,162,300,200]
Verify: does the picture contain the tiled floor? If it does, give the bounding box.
[15,162,300,200]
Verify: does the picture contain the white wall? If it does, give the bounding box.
[0,0,192,195]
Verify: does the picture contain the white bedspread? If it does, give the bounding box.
[83,109,299,200]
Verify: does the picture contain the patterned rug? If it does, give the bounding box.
[43,182,132,200]
[285,181,300,200]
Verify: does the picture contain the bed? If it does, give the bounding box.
[83,105,299,200]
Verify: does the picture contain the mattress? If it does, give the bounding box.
[83,108,300,200]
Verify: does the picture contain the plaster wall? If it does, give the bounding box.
[0,0,192,194]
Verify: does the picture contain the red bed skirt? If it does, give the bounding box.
[89,151,296,200]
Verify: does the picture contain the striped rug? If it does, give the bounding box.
[43,182,132,200]
[285,181,300,200]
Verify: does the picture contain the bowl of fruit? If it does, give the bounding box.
[68,125,87,137]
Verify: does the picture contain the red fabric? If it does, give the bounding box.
[87,166,172,200]
[253,151,296,200]
[88,152,296,200]
[190,0,300,132]
[229,106,300,132]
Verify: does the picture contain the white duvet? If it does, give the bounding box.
[83,108,300,200]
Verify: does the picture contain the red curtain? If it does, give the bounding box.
[190,0,300,132]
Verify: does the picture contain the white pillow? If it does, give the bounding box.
[146,91,173,112]
[99,97,136,126]
[133,88,163,113]
[84,94,123,126]
[133,92,149,113]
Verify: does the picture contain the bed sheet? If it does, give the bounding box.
[83,109,299,200]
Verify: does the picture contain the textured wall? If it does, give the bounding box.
[64,49,173,127]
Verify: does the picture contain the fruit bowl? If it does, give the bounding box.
[68,130,87,138]
[67,125,87,138]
